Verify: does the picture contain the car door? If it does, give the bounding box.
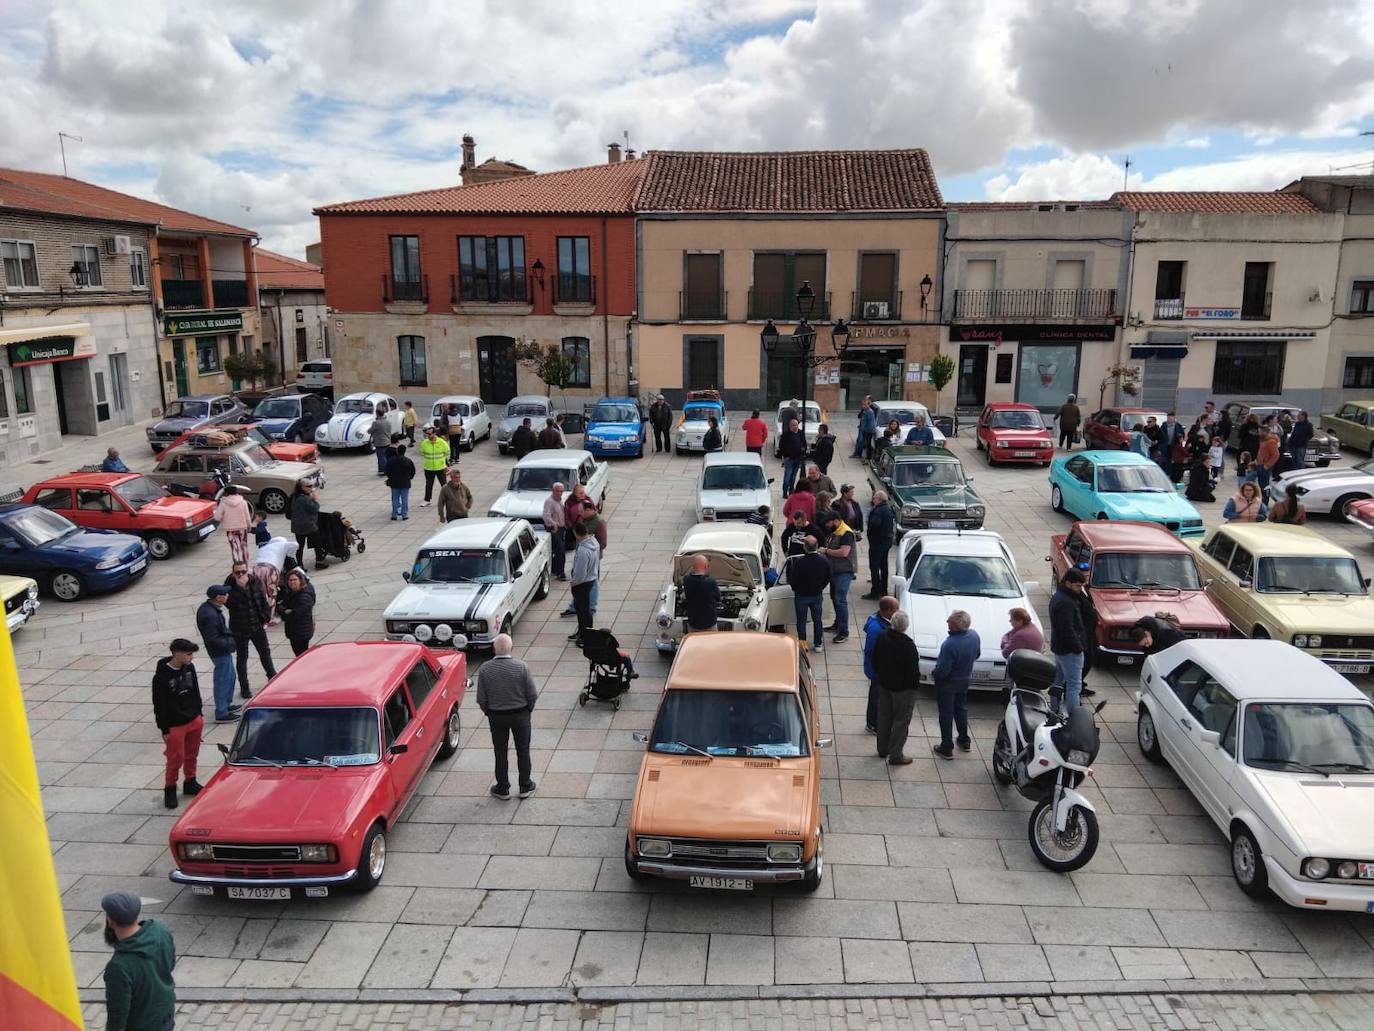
[1061,456,1093,517]
[403,658,446,756]
[1149,658,1210,788]
[0,520,43,578]
[1223,543,1260,636]
[588,458,608,502]
[505,539,532,617]
[1179,674,1240,822]
[32,488,74,517]
[518,526,546,597]
[75,487,125,533]
[381,684,429,820]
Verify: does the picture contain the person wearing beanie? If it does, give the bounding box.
[196,584,239,723]
[152,639,204,809]
[101,890,177,1031]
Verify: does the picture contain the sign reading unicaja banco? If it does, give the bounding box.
[164,312,244,336]
[6,336,97,367]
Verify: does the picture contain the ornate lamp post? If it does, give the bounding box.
[760,280,850,438]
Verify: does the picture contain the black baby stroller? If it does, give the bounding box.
[315,510,366,563]
[578,629,635,710]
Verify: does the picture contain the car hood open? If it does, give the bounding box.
[1249,768,1374,857]
[672,550,755,587]
[634,757,812,841]
[490,491,552,520]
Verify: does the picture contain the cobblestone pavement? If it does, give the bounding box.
[79,991,1374,1029]
[20,410,1374,996]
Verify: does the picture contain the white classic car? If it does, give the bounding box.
[892,529,1042,690]
[873,400,948,444]
[487,449,609,531]
[772,399,824,457]
[654,523,776,653]
[675,390,729,454]
[1282,456,1374,518]
[315,391,405,450]
[697,451,773,523]
[427,395,492,450]
[384,518,551,649]
[1136,639,1374,911]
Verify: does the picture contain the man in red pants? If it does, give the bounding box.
[152,638,205,809]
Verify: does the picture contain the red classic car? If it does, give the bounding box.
[1081,407,1167,451]
[168,641,467,898]
[974,402,1054,465]
[1048,521,1229,663]
[167,424,320,466]
[1348,497,1374,539]
[22,473,217,560]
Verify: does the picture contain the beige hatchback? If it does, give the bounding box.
[146,438,325,515]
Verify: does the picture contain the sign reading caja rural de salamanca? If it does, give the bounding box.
[164,312,244,336]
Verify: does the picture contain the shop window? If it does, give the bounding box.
[1,239,40,290]
[561,337,591,388]
[13,366,33,414]
[1344,356,1374,390]
[398,335,427,386]
[1213,341,1284,395]
[995,352,1014,384]
[195,336,221,374]
[71,243,102,287]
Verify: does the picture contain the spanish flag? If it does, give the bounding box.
[0,619,82,1030]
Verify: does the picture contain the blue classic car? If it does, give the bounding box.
[1048,451,1204,537]
[583,397,646,458]
[250,392,332,441]
[0,504,150,601]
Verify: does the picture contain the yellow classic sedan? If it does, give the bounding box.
[0,574,40,634]
[1189,523,1374,675]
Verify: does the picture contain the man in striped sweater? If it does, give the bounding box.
[476,633,539,800]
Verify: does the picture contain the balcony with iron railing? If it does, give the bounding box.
[161,279,204,309]
[748,289,831,322]
[680,290,728,321]
[212,279,250,308]
[449,273,528,305]
[553,274,596,306]
[383,274,428,304]
[954,288,1117,320]
[1154,298,1183,320]
[851,291,903,321]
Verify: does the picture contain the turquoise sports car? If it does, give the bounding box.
[1048,451,1204,537]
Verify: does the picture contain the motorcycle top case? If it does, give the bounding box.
[1007,649,1057,692]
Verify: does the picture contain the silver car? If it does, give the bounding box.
[497,395,557,454]
[146,394,248,452]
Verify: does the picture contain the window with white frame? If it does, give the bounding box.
[71,243,102,287]
[1351,279,1374,314]
[130,248,147,289]
[1,239,40,290]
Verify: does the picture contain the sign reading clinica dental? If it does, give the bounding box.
[7,335,97,367]
[164,312,244,336]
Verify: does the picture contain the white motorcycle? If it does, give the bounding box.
[992,649,1104,872]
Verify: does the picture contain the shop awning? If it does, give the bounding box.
[0,323,92,345]
[1130,330,1188,359]
[1188,329,1317,341]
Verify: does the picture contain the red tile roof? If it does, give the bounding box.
[0,167,256,236]
[314,159,644,216]
[635,150,942,212]
[254,249,324,291]
[1110,191,1320,214]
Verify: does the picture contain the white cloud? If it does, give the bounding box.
[1139,148,1374,190]
[1181,137,1211,149]
[985,154,1141,201]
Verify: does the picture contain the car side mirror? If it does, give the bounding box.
[966,475,974,483]
[1204,578,1214,589]
[1199,730,1221,747]
[388,743,408,755]
[767,477,775,484]
[1366,577,1372,588]
[816,737,832,749]
[892,575,908,595]
[402,571,411,582]
[632,731,648,744]
[217,743,230,756]
[1239,580,1252,589]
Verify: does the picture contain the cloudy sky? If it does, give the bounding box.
[4,0,1374,257]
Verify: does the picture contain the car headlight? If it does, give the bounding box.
[744,616,762,631]
[95,556,121,570]
[464,620,487,633]
[498,430,510,440]
[414,624,433,642]
[1039,440,1052,449]
[766,842,802,863]
[183,517,195,528]
[1309,635,1322,647]
[1293,634,1308,647]
[1303,857,1331,880]
[26,585,38,601]
[637,838,672,858]
[180,842,214,861]
[968,506,985,518]
[300,844,337,862]
[902,503,922,517]
[656,613,672,629]
[701,507,716,520]
[1109,627,1134,641]
[1336,860,1359,879]
[386,621,411,634]
[434,623,454,642]
[315,426,327,440]
[997,440,1009,448]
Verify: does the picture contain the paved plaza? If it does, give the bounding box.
[15,412,1374,1002]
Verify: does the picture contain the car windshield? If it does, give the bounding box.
[990,410,1043,429]
[779,404,821,421]
[649,689,809,757]
[508,403,547,418]
[3,507,80,547]
[507,467,567,491]
[683,404,719,422]
[910,554,1022,598]
[1096,464,1175,492]
[591,404,639,423]
[335,398,375,414]
[231,706,381,766]
[891,461,963,487]
[1354,458,1374,476]
[1090,552,1202,589]
[411,548,507,584]
[243,427,276,449]
[882,408,925,425]
[254,398,299,419]
[1256,556,1367,595]
[434,402,471,418]
[237,445,278,469]
[1243,702,1374,772]
[163,400,209,420]
[703,465,766,491]
[113,475,166,511]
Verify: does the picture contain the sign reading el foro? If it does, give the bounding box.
[7,335,97,367]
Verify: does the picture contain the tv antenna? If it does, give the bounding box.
[58,132,83,176]
[1122,155,1132,191]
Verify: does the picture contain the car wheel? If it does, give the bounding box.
[435,705,462,760]
[675,446,685,455]
[992,723,1014,784]
[464,433,475,452]
[1333,493,1369,519]
[1096,512,1109,521]
[354,823,387,891]
[1252,626,1270,640]
[260,489,289,514]
[1051,484,1065,513]
[798,829,823,893]
[144,532,174,561]
[1136,705,1163,763]
[1230,825,1269,897]
[974,435,983,451]
[500,615,512,639]
[484,426,492,441]
[986,446,996,466]
[623,840,647,882]
[48,570,86,602]
[534,567,550,601]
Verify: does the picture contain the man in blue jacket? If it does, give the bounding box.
[862,595,897,733]
[903,415,935,446]
[863,490,895,599]
[196,584,240,723]
[931,609,981,759]
[1048,569,1088,714]
[786,537,831,652]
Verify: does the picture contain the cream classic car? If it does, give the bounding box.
[771,399,824,457]
[487,449,609,531]
[654,523,776,653]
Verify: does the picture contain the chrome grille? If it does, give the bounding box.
[1316,635,1374,650]
[666,838,771,866]
[212,844,302,863]
[220,865,299,878]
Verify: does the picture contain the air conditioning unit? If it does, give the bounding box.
[103,235,132,255]
[862,301,889,320]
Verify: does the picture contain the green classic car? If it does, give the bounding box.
[866,444,986,532]
[1323,399,1374,458]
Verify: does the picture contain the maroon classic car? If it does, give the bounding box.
[1081,407,1167,451]
[1048,521,1229,663]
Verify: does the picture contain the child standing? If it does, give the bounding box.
[1207,436,1225,488]
[252,511,271,547]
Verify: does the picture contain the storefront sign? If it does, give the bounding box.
[950,324,1116,343]
[851,325,911,339]
[164,312,244,336]
[6,335,97,367]
[1182,306,1240,320]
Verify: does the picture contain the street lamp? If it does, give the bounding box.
[759,280,851,439]
[919,273,933,311]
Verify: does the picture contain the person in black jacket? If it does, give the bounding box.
[1184,458,1215,503]
[682,555,721,631]
[863,489,895,599]
[648,395,673,453]
[1047,570,1087,712]
[278,567,316,656]
[702,416,724,453]
[227,563,277,700]
[385,443,416,521]
[289,481,326,571]
[872,612,921,763]
[196,585,239,723]
[152,638,204,809]
[1131,613,1186,655]
[812,423,836,475]
[786,537,831,651]
[778,418,807,497]
[781,510,821,558]
[510,417,537,459]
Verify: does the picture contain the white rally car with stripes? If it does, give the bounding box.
[315,391,405,451]
[384,518,551,650]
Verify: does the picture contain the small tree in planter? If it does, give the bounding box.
[1097,363,1142,409]
[513,338,574,397]
[224,350,266,391]
[927,353,955,414]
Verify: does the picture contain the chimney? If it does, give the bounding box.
[461,134,476,170]
[626,148,636,160]
[607,143,621,164]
